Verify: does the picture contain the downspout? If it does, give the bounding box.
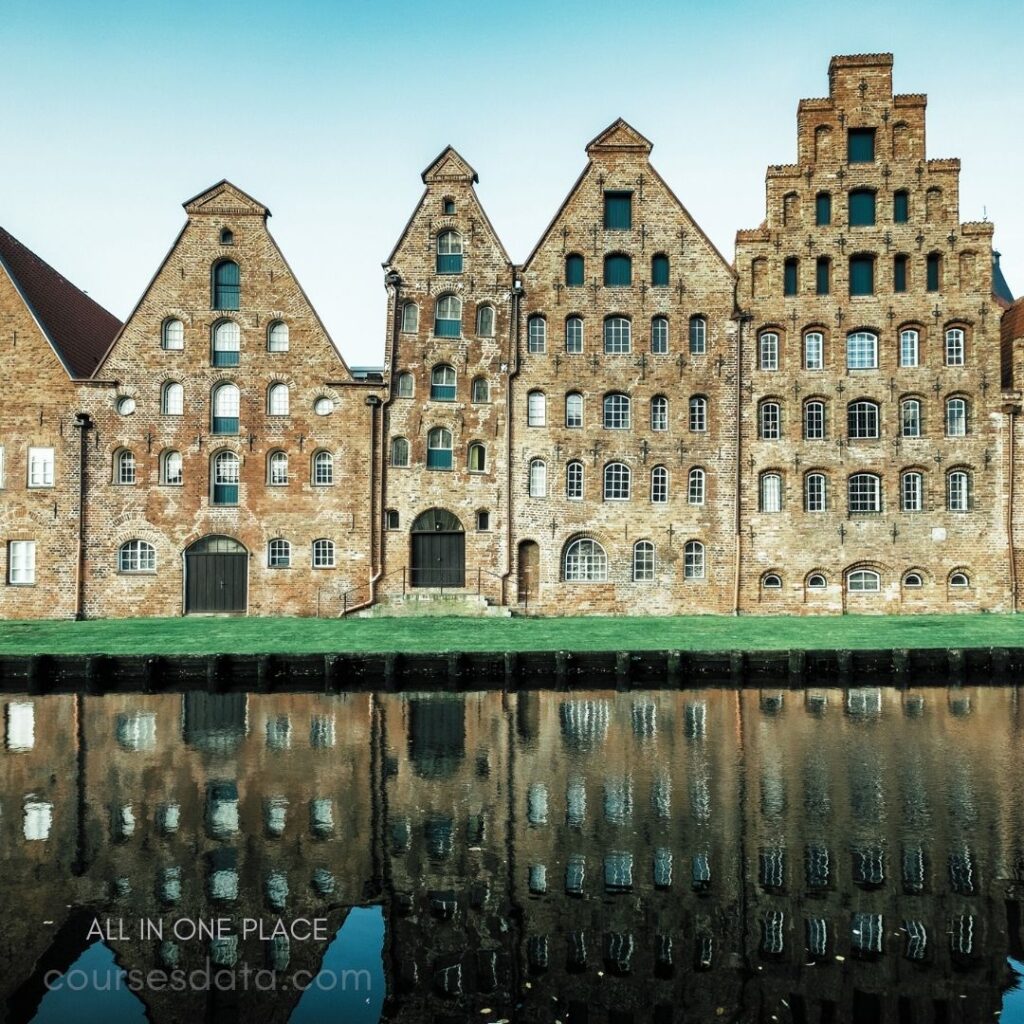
[500,271,523,607]
[72,412,93,620]
[732,305,750,616]
[1008,406,1019,613]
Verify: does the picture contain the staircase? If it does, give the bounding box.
[350,591,512,618]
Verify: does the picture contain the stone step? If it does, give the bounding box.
[350,592,512,618]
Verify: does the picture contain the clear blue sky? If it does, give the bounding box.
[1,0,1020,366]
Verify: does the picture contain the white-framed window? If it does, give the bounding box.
[566,460,584,500]
[759,401,780,440]
[804,400,825,440]
[762,573,782,590]
[27,447,54,488]
[949,571,970,589]
[603,393,631,429]
[947,470,970,512]
[268,321,289,352]
[436,230,463,273]
[426,427,452,469]
[650,465,668,503]
[846,331,878,369]
[901,471,923,512]
[689,316,707,355]
[476,305,495,337]
[688,467,705,505]
[632,540,655,581]
[161,381,184,415]
[603,462,631,500]
[211,382,241,433]
[945,328,965,367]
[565,316,583,354]
[900,329,919,367]
[527,390,546,426]
[805,472,827,512]
[211,449,240,505]
[566,392,584,428]
[434,294,462,336]
[604,316,631,354]
[903,572,923,588]
[804,332,823,370]
[119,539,156,573]
[760,472,782,512]
[684,540,705,579]
[848,400,879,439]
[115,449,136,485]
[390,437,410,467]
[212,320,241,365]
[162,318,185,350]
[8,540,35,584]
[564,538,608,582]
[847,569,881,593]
[901,399,922,437]
[528,459,547,497]
[430,363,456,401]
[312,539,335,568]
[807,573,827,590]
[759,332,778,370]
[848,473,881,513]
[313,450,334,485]
[651,395,668,431]
[651,317,668,354]
[689,396,707,432]
[314,397,334,417]
[528,315,547,353]
[468,442,486,473]
[268,383,289,416]
[268,450,289,485]
[161,450,183,486]
[471,377,490,403]
[400,302,418,333]
[268,539,291,568]
[946,397,968,437]
[396,372,414,398]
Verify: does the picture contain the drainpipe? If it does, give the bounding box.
[500,272,523,607]
[72,412,93,620]
[732,307,750,616]
[1008,406,1019,613]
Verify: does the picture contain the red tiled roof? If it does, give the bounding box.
[0,226,121,378]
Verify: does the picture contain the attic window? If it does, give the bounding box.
[443,198,455,215]
[220,228,234,245]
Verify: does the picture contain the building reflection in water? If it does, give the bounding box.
[1,686,1023,1022]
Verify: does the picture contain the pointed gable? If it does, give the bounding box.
[585,118,653,156]
[421,146,479,185]
[182,180,270,218]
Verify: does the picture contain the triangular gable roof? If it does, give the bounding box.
[421,145,479,184]
[0,226,122,378]
[585,118,653,155]
[182,179,270,218]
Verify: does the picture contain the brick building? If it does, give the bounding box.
[1,54,1021,620]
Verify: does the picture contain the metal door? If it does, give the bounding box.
[185,536,247,613]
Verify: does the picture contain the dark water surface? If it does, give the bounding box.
[2,686,1024,1023]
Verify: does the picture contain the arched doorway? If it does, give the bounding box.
[184,535,248,613]
[518,540,539,604]
[410,508,464,587]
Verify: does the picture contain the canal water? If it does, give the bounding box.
[1,686,1023,1023]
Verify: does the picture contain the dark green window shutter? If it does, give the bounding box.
[565,254,584,287]
[651,254,669,287]
[815,193,832,226]
[848,128,876,163]
[894,255,907,293]
[604,254,632,287]
[784,259,798,296]
[848,190,876,227]
[816,258,830,295]
[926,254,940,292]
[849,256,874,296]
[893,191,909,223]
[213,261,240,310]
[604,192,632,230]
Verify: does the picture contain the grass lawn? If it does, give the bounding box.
[0,613,1020,656]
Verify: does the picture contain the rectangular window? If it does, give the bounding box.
[8,540,36,584]
[760,404,780,440]
[805,475,826,512]
[816,259,830,295]
[815,193,831,226]
[927,254,941,292]
[894,255,908,293]
[783,260,798,296]
[651,318,668,354]
[804,403,825,439]
[566,318,583,353]
[900,330,919,367]
[901,401,921,437]
[603,192,632,230]
[902,473,923,512]
[849,256,874,296]
[848,128,876,163]
[945,329,965,366]
[27,447,55,488]
[804,333,823,369]
[894,192,909,223]
[848,191,876,227]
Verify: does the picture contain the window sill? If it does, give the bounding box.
[7,581,36,587]
[268,565,293,570]
[118,571,157,577]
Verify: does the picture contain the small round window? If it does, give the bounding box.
[117,396,136,416]
[763,573,782,589]
[904,572,924,588]
[807,573,826,590]
[314,397,334,416]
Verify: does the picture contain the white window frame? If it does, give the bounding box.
[803,332,823,370]
[689,316,707,355]
[848,473,881,513]
[901,399,921,438]
[760,472,782,513]
[400,303,418,333]
[650,465,668,504]
[565,316,583,354]
[116,449,136,485]
[268,451,289,485]
[688,467,705,505]
[651,317,668,355]
[564,538,608,582]
[312,539,335,569]
[603,393,631,429]
[805,472,827,512]
[847,569,881,593]
[27,447,55,488]
[162,318,185,350]
[946,398,967,437]
[945,328,965,367]
[901,471,923,512]
[268,383,289,416]
[566,461,583,500]
[689,396,707,432]
[528,316,547,353]
[651,396,669,432]
[119,539,156,573]
[846,331,878,370]
[268,538,291,568]
[8,540,36,584]
[268,321,289,352]
[804,401,825,440]
[527,391,546,427]
[566,392,584,428]
[758,332,778,371]
[162,381,184,415]
[632,541,655,582]
[161,450,183,486]
[528,459,547,498]
[603,317,631,354]
[760,402,780,440]
[900,329,919,367]
[947,470,970,512]
[390,437,410,468]
[848,401,880,440]
[313,450,334,485]
[603,462,631,500]
[684,540,705,579]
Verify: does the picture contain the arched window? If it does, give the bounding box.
[816,192,832,226]
[901,398,922,437]
[603,393,631,429]
[436,231,463,274]
[527,390,546,426]
[528,458,547,497]
[268,450,289,485]
[313,450,335,484]
[633,540,655,581]
[689,315,707,355]
[161,381,184,415]
[650,465,668,504]
[604,254,632,287]
[945,397,968,437]
[565,254,584,287]
[401,302,419,333]
[528,314,547,353]
[430,364,456,401]
[565,316,583,353]
[267,382,289,416]
[566,460,584,500]
[396,372,414,398]
[759,472,782,512]
[212,450,240,504]
[390,436,410,467]
[566,392,584,428]
[603,462,631,500]
[903,571,923,588]
[949,571,970,589]
[759,332,779,370]
[220,227,234,245]
[945,328,965,367]
[804,332,823,369]
[900,329,919,367]
[212,260,240,310]
[161,450,183,486]
[312,539,336,569]
[759,401,781,440]
[564,538,608,582]
[162,318,184,350]
[947,469,971,512]
[926,252,942,292]
[603,316,631,354]
[115,449,136,485]
[901,471,923,512]
[805,472,827,511]
[894,254,909,293]
[784,257,799,296]
[476,304,495,337]
[684,540,705,579]
[434,294,462,337]
[651,316,668,354]
[689,396,707,432]
[848,400,879,439]
[268,539,291,568]
[893,190,909,223]
[211,383,240,434]
[688,467,706,505]
[762,573,783,590]
[119,540,156,573]
[816,257,831,295]
[468,442,487,473]
[650,395,668,431]
[471,377,490,403]
[267,321,289,352]
[212,320,240,367]
[847,569,881,593]
[651,254,669,287]
[807,573,827,590]
[846,331,877,369]
[804,400,825,439]
[848,473,881,513]
[849,189,876,227]
[426,428,452,470]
